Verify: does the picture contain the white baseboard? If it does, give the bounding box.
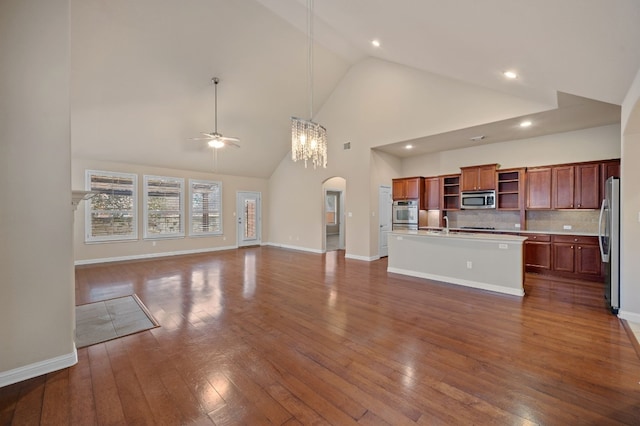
[264,242,323,254]
[618,310,640,323]
[74,245,237,266]
[0,349,78,388]
[345,253,379,262]
[387,266,525,297]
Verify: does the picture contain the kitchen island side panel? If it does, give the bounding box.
[387,232,525,296]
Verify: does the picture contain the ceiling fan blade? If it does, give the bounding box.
[220,136,240,142]
[223,140,241,148]
[189,137,214,141]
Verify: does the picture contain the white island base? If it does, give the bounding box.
[387,230,527,296]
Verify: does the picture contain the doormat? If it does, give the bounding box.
[75,294,159,348]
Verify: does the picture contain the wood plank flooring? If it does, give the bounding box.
[2,246,640,424]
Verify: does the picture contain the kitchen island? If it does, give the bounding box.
[387,229,528,296]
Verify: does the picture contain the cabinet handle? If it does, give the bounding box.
[574,238,578,242]
[578,246,582,250]
[571,246,574,249]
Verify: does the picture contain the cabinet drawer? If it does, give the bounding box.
[553,235,598,245]
[525,234,551,242]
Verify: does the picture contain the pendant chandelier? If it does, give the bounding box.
[291,0,327,169]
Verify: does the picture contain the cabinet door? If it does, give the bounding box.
[461,168,479,191]
[601,159,620,200]
[404,177,422,199]
[574,163,600,209]
[392,179,406,200]
[553,243,575,273]
[552,165,575,209]
[526,168,552,209]
[478,165,497,190]
[525,242,552,269]
[425,177,440,210]
[576,244,601,276]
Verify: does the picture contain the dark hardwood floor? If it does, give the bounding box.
[2,246,640,425]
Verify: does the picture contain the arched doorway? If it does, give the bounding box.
[322,177,346,252]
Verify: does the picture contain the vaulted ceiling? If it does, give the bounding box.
[71,0,640,177]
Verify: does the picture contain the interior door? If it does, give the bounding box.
[379,185,392,257]
[237,191,261,247]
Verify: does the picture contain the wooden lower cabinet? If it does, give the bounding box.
[524,234,551,270]
[526,233,603,282]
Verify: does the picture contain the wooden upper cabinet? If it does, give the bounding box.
[526,167,552,209]
[424,176,440,210]
[460,164,497,191]
[392,179,405,200]
[404,177,423,200]
[601,159,620,181]
[574,163,600,209]
[392,177,425,206]
[601,159,620,199]
[552,163,600,209]
[552,165,575,209]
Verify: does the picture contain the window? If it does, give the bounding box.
[189,179,222,236]
[144,175,184,239]
[326,193,337,225]
[85,170,138,242]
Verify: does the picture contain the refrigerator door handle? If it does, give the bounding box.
[598,199,609,262]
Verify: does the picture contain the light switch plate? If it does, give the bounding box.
[563,225,572,230]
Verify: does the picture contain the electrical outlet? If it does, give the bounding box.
[466,261,472,269]
[563,225,572,230]
[514,224,521,228]
[499,243,508,249]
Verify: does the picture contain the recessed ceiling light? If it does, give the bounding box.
[405,144,413,149]
[503,70,518,79]
[371,39,381,48]
[520,120,532,128]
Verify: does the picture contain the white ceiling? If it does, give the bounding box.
[71,0,640,178]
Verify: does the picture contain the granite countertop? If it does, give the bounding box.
[417,226,598,237]
[392,229,528,242]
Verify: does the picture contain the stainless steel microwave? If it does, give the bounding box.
[461,190,496,209]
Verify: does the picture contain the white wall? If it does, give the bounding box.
[403,124,621,177]
[72,158,269,263]
[268,57,555,259]
[0,0,76,384]
[620,67,640,321]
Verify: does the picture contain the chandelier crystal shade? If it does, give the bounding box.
[291,0,327,169]
[291,117,327,168]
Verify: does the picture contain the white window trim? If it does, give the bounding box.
[143,175,185,240]
[188,179,223,237]
[85,170,138,243]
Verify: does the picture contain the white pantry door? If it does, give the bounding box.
[378,185,392,257]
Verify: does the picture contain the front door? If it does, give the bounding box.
[237,191,261,247]
[379,185,392,257]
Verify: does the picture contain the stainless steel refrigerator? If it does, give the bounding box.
[598,176,620,314]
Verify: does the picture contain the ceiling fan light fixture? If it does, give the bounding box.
[208,139,225,149]
[189,77,240,156]
[291,0,327,169]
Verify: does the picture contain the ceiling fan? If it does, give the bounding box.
[190,77,240,149]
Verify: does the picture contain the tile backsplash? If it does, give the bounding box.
[441,209,599,233]
[525,210,599,233]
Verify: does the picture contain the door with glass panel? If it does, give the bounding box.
[237,191,261,247]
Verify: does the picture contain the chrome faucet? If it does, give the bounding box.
[443,216,449,234]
